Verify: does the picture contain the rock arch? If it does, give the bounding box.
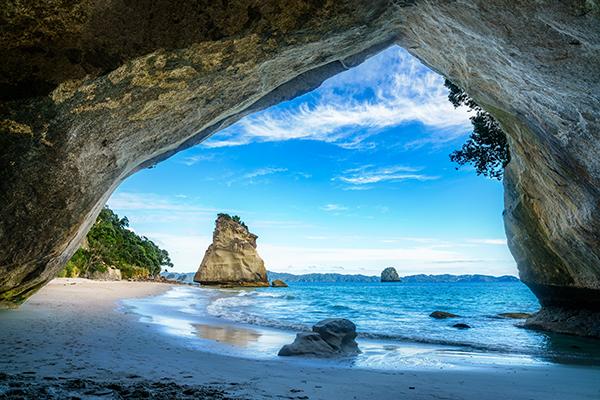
[1,1,599,335]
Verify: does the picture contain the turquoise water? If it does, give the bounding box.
[123,282,600,366]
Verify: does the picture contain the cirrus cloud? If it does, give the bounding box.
[203,46,471,149]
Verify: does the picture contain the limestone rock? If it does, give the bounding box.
[194,215,268,287]
[278,318,360,357]
[271,279,288,287]
[430,311,459,319]
[86,266,122,281]
[380,267,401,282]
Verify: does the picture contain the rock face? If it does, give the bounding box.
[380,267,401,282]
[86,267,122,281]
[524,308,600,338]
[194,215,268,287]
[1,1,599,336]
[271,279,288,287]
[278,318,360,357]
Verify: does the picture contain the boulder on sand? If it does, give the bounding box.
[278,333,337,357]
[278,318,360,357]
[430,311,459,319]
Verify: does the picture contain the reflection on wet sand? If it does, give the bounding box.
[193,323,263,347]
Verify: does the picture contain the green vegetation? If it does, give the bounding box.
[445,79,510,180]
[217,213,248,230]
[58,207,173,279]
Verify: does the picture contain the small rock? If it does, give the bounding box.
[497,312,532,319]
[430,311,459,319]
[380,267,401,282]
[452,323,471,329]
[271,279,288,287]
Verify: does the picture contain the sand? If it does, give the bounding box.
[1,278,599,399]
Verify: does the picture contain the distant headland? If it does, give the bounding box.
[267,272,519,283]
[164,271,519,284]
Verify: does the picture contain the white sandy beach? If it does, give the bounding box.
[1,278,599,400]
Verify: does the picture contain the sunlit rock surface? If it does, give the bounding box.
[271,279,288,287]
[0,1,599,336]
[194,215,268,287]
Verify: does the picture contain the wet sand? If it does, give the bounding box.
[1,278,599,399]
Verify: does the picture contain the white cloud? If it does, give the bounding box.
[321,203,349,212]
[243,167,287,179]
[203,46,471,149]
[335,164,439,188]
[224,167,289,186]
[108,192,216,213]
[179,153,215,166]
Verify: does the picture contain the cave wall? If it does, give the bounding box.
[1,0,599,328]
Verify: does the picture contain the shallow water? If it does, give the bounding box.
[121,282,600,369]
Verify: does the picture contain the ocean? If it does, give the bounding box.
[122,281,600,369]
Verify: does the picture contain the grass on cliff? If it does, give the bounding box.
[58,207,173,279]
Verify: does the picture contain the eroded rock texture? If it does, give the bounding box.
[1,1,599,334]
[194,214,268,286]
[278,318,360,357]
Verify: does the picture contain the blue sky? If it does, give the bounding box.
[108,45,517,277]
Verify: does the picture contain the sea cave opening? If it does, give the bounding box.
[55,45,599,365]
[3,3,600,397]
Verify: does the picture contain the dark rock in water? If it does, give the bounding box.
[278,332,338,357]
[430,311,459,319]
[497,312,532,319]
[452,323,471,329]
[524,308,600,338]
[312,318,360,354]
[380,267,401,282]
[271,279,288,287]
[278,318,360,357]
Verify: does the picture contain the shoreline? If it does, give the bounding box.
[123,284,600,369]
[1,278,599,399]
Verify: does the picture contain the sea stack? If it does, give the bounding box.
[381,267,401,282]
[194,214,269,287]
